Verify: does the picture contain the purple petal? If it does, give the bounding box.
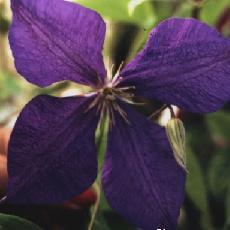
[102,104,185,230]
[7,95,99,203]
[119,18,230,113]
[9,0,106,88]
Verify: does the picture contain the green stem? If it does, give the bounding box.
[88,182,101,230]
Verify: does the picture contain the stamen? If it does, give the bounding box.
[96,98,103,113]
[108,102,115,128]
[0,196,6,204]
[111,61,124,85]
[112,102,130,125]
[96,97,131,127]
[108,64,115,82]
[85,94,100,112]
[116,86,136,91]
[98,100,107,125]
[118,96,145,105]
[85,65,140,127]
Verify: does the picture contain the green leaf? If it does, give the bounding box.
[186,149,214,230]
[201,0,230,25]
[93,206,136,230]
[224,185,230,229]
[208,149,230,196]
[101,210,136,230]
[74,0,155,28]
[0,213,42,230]
[206,111,230,142]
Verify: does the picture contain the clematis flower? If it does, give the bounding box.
[4,0,230,229]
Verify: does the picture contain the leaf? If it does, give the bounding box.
[101,210,136,230]
[206,111,230,142]
[201,0,230,25]
[208,149,230,196]
[93,205,136,230]
[224,185,230,229]
[74,0,155,29]
[0,213,41,230]
[186,149,214,230]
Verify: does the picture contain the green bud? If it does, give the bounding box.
[166,118,187,172]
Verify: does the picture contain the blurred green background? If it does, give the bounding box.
[0,0,230,229]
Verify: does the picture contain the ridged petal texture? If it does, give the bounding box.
[102,104,185,230]
[120,18,230,113]
[9,0,106,87]
[7,95,99,203]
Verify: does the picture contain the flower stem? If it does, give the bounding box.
[88,182,101,230]
[148,104,167,119]
[168,105,176,118]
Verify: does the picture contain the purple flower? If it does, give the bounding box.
[6,0,230,229]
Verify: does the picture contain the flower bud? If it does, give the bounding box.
[166,118,187,171]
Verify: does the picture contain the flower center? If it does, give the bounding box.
[102,87,116,101]
[101,85,135,102]
[86,63,137,126]
[87,83,135,127]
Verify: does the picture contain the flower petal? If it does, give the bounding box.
[7,95,99,203]
[119,18,230,113]
[9,0,106,87]
[102,104,185,230]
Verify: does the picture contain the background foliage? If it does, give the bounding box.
[0,0,230,229]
